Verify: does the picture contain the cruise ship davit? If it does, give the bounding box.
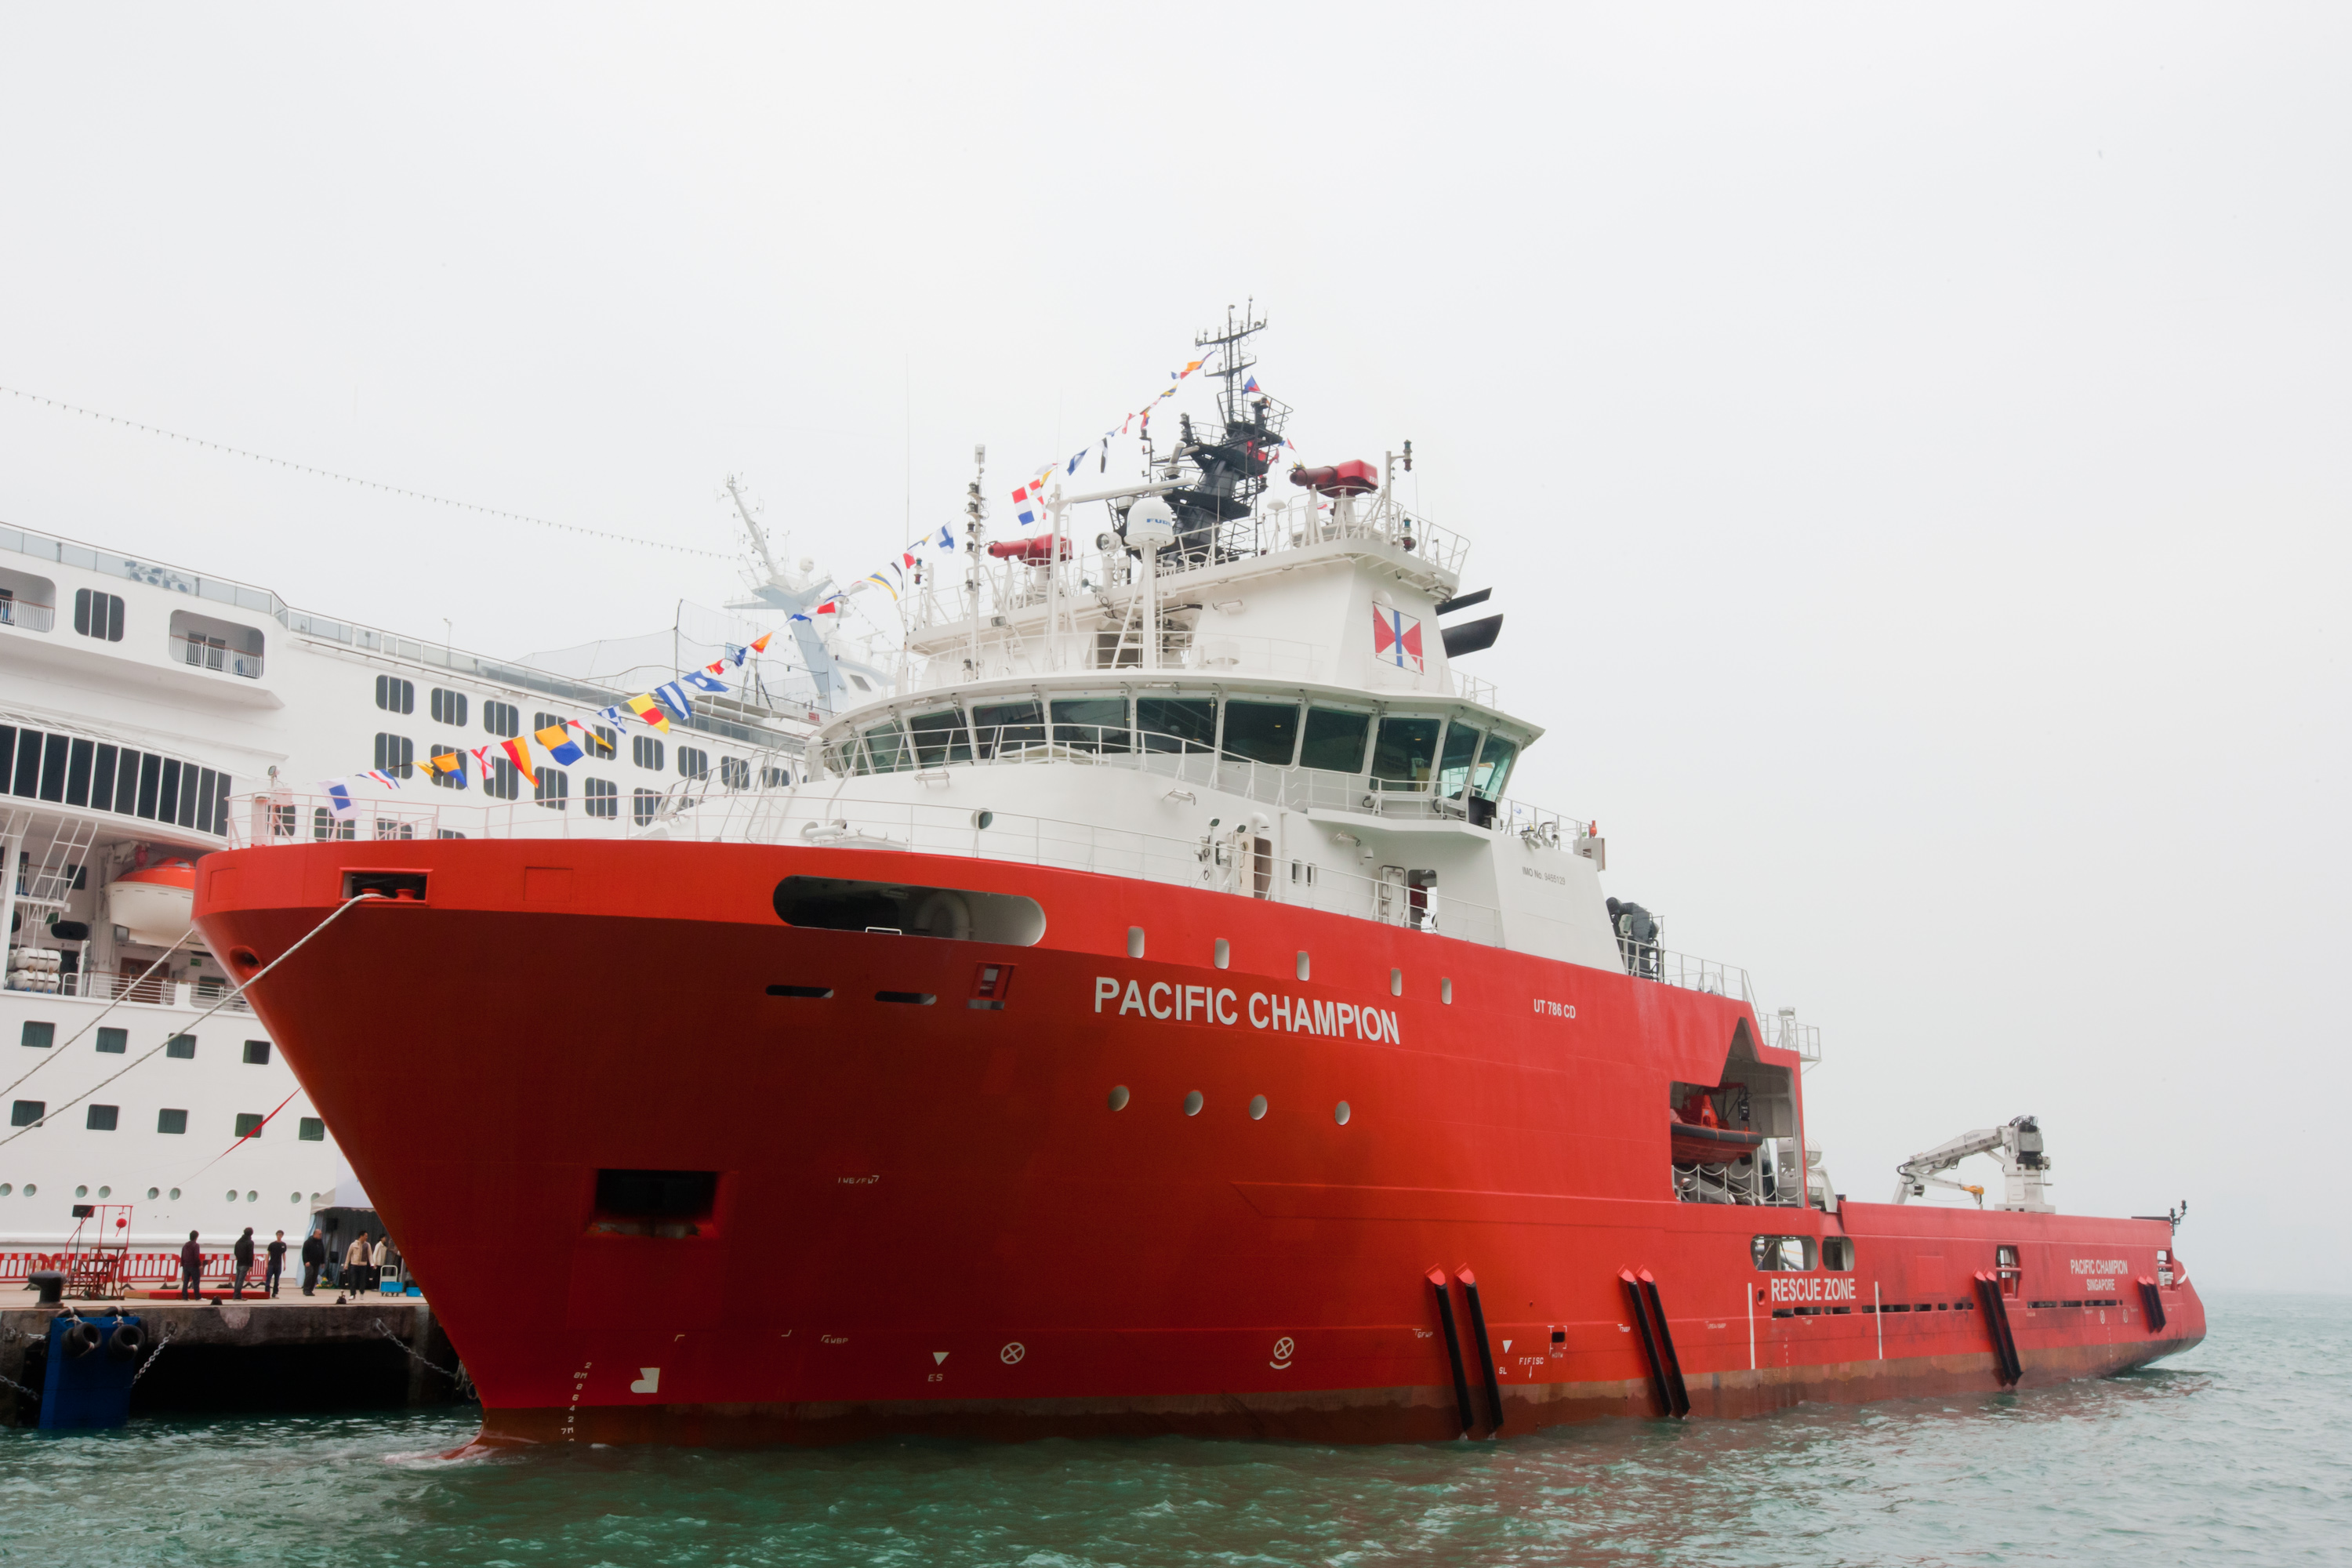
[194,318,2205,1446]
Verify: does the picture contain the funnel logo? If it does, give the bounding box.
[629,1367,660,1394]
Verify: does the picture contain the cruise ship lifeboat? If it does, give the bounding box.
[104,861,198,947]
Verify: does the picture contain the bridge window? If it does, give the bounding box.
[1136,696,1215,753]
[1370,715,1442,785]
[1299,707,1371,772]
[908,709,973,766]
[1051,698,1131,753]
[970,701,1044,758]
[1436,721,1483,797]
[1221,699,1299,766]
[1471,735,1519,801]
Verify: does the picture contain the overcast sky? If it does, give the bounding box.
[1,6,2342,1290]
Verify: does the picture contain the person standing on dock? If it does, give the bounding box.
[300,1229,326,1295]
[231,1227,256,1299]
[178,1229,203,1299]
[345,1231,372,1294]
[265,1231,287,1298]
[372,1235,393,1294]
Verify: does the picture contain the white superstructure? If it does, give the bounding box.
[0,520,816,1249]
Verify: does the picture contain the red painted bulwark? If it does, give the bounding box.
[196,840,2205,1447]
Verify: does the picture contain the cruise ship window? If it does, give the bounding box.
[312,806,354,840]
[1136,696,1215,753]
[157,1108,187,1134]
[165,1034,196,1059]
[372,733,415,779]
[632,787,661,827]
[72,588,124,641]
[760,765,790,788]
[20,1021,53,1049]
[532,711,566,735]
[632,735,664,771]
[426,745,466,789]
[588,724,617,759]
[1470,735,1519,802]
[535,767,569,811]
[298,1116,325,1142]
[719,757,750,789]
[907,709,974,767]
[234,1112,266,1139]
[430,688,468,727]
[583,777,618,818]
[374,675,415,714]
[1299,708,1372,773]
[112,750,142,815]
[485,756,520,801]
[483,701,520,739]
[1436,721,1483,798]
[1051,699,1131,754]
[676,747,710,781]
[90,744,117,811]
[969,701,1044,758]
[11,1100,43,1127]
[242,1040,270,1065]
[96,1028,126,1054]
[1221,700,1300,767]
[0,568,55,632]
[1369,716,1442,784]
[86,1104,118,1131]
[64,738,94,808]
[38,734,68,802]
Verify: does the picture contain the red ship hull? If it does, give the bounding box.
[195,840,2204,1447]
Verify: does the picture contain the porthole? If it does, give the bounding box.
[168,1187,180,1200]
[97,1185,110,1198]
[227,1189,238,1201]
[1249,1094,1268,1121]
[1183,1091,1204,1116]
[289,1192,300,1203]
[1334,1101,1352,1126]
[22,1183,34,1196]
[1107,1085,1131,1112]
[75,1185,87,1198]
[1296,951,1311,982]
[245,1190,258,1202]
[1391,967,1403,996]
[1214,938,1230,969]
[0,1184,11,1196]
[1128,927,1145,959]
[1441,978,1453,1004]
[147,1187,159,1200]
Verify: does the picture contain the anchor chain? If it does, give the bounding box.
[372,1318,474,1399]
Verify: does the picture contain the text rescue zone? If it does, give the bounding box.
[1094,977,1403,1042]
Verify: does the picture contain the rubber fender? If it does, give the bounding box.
[61,1321,100,1359]
[106,1323,145,1363]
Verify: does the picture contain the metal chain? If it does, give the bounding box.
[0,1367,37,1399]
[372,1317,474,1396]
[128,1330,172,1387]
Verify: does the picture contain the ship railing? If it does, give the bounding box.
[1615,942,1758,1009]
[5,967,253,1013]
[813,724,1587,842]
[227,786,1513,949]
[0,599,56,633]
[169,633,264,679]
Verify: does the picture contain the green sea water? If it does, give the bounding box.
[1,1292,2340,1567]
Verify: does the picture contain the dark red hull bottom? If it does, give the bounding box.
[198,840,2205,1449]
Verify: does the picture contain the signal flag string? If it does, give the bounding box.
[0,383,733,561]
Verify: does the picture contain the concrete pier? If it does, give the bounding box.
[2,1294,470,1425]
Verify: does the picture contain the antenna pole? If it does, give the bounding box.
[965,445,986,685]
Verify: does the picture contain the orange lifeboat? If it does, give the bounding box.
[103,860,198,947]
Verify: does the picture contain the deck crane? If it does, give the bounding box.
[1891,1116,2053,1212]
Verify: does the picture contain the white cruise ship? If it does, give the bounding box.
[0,517,837,1255]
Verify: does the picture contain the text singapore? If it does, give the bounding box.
[1094,976,1403,1042]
